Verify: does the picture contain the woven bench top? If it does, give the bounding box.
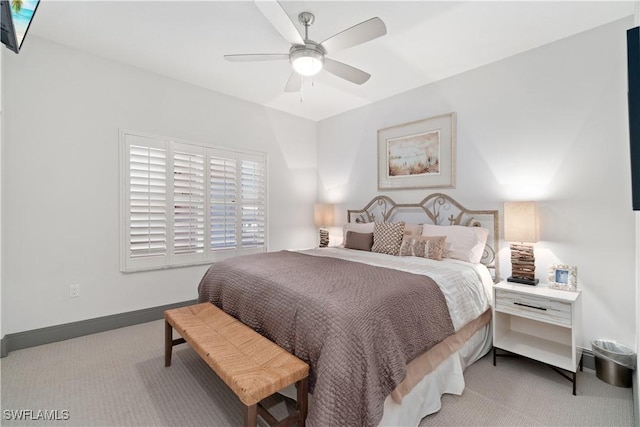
[164,303,309,406]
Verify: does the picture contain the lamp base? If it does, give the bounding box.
[507,276,539,286]
[509,243,538,286]
[319,228,329,248]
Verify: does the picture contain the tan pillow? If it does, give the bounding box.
[399,235,447,260]
[371,222,405,256]
[403,223,423,237]
[399,237,428,257]
[422,235,447,260]
[344,231,374,251]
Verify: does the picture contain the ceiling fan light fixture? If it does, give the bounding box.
[228,4,386,92]
[291,49,324,76]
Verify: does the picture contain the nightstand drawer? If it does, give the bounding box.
[495,289,571,326]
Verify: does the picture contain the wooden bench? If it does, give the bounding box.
[164,303,309,427]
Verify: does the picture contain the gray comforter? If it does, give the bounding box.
[197,251,454,427]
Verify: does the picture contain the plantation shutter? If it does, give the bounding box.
[209,151,237,252]
[121,130,267,272]
[124,134,168,270]
[239,156,266,251]
[172,144,205,263]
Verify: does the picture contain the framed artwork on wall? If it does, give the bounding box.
[377,112,456,190]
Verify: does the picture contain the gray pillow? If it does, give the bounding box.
[344,231,374,251]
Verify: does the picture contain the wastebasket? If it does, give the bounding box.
[592,339,636,388]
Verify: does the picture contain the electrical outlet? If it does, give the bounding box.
[69,284,80,298]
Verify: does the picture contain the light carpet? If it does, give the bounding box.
[1,319,634,426]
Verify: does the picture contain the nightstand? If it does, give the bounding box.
[492,281,583,394]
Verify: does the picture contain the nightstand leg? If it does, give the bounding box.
[580,355,583,372]
[573,371,577,396]
[493,346,496,366]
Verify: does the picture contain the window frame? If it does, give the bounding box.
[119,129,268,273]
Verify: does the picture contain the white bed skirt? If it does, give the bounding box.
[379,323,492,426]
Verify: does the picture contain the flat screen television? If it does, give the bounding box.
[629,26,640,210]
[1,0,40,54]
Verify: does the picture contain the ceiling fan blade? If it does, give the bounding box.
[224,53,289,62]
[255,0,305,46]
[284,72,302,92]
[320,17,386,54]
[323,58,371,85]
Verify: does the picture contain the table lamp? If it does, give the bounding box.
[314,203,335,248]
[504,201,539,285]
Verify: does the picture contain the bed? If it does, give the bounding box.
[197,193,499,427]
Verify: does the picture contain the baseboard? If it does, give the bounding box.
[581,348,596,371]
[0,299,197,358]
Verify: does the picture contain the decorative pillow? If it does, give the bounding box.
[423,236,447,260]
[422,224,489,264]
[403,223,423,237]
[371,222,405,256]
[341,222,375,246]
[344,231,374,251]
[399,237,427,257]
[399,235,447,260]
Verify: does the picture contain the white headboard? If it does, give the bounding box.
[347,193,500,282]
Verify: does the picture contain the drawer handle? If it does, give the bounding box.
[514,302,547,311]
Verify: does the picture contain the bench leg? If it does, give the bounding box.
[165,320,173,367]
[296,378,308,427]
[245,404,257,427]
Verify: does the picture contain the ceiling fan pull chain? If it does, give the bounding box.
[300,76,305,103]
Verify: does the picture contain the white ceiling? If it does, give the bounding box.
[29,1,637,121]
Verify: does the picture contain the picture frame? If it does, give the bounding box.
[377,112,456,190]
[548,264,578,291]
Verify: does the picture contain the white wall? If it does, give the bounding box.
[0,47,4,340]
[1,37,318,335]
[318,17,636,350]
[2,14,636,352]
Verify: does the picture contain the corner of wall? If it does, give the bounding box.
[632,7,639,422]
[1,46,4,342]
[636,213,640,425]
[632,7,639,424]
[634,370,639,427]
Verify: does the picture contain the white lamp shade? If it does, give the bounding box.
[314,203,335,227]
[504,201,539,243]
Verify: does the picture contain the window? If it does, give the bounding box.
[120,131,267,272]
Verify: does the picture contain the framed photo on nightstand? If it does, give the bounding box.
[548,264,578,291]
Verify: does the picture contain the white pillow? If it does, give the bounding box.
[342,222,375,246]
[422,224,489,264]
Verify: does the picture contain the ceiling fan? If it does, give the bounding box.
[224,0,387,93]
